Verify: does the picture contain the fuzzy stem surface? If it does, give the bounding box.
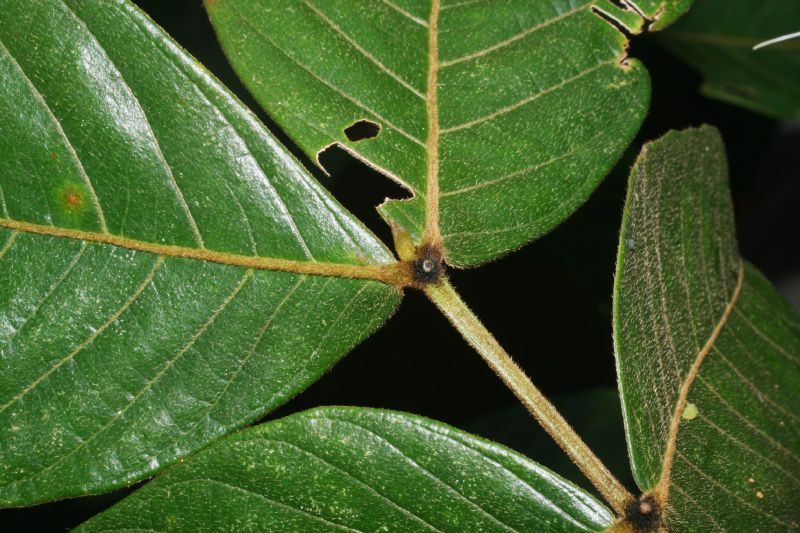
[425,278,633,514]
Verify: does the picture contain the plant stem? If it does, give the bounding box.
[425,278,633,515]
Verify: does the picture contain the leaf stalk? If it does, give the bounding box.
[424,278,633,515]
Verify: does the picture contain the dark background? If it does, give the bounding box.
[5,1,799,530]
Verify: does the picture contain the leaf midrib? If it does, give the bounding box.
[422,0,442,246]
[0,218,407,285]
[2,2,409,285]
[653,259,745,504]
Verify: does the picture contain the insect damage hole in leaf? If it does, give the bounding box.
[592,0,645,36]
[343,119,381,142]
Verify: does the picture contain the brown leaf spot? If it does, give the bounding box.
[63,189,84,209]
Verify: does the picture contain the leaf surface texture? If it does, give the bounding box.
[624,0,693,30]
[0,0,400,506]
[77,407,615,532]
[206,0,651,266]
[614,126,800,531]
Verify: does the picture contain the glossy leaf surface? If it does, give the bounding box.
[614,126,800,531]
[206,0,651,267]
[0,0,400,507]
[77,407,615,532]
[659,0,800,119]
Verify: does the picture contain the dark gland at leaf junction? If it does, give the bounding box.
[412,244,445,285]
[624,494,662,532]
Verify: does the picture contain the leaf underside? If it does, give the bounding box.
[76,408,615,533]
[0,0,400,507]
[658,0,800,119]
[614,126,800,531]
[206,0,651,267]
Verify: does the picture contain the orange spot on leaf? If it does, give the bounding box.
[63,190,84,209]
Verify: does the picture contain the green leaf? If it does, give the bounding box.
[76,407,615,532]
[658,0,800,119]
[0,0,401,507]
[623,0,694,31]
[614,126,800,531]
[206,0,651,267]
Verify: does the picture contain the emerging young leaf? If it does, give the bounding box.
[658,0,800,119]
[0,0,401,507]
[76,407,615,532]
[206,0,651,267]
[614,126,800,531]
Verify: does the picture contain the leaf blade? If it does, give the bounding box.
[624,0,694,30]
[0,0,401,506]
[76,408,616,532]
[613,126,800,530]
[658,0,800,119]
[206,0,651,266]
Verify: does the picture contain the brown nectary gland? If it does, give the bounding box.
[411,243,444,286]
[624,494,662,532]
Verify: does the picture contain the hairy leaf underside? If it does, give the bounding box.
[614,127,800,531]
[7,3,796,533]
